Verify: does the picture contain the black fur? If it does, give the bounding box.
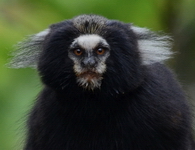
[15,15,194,150]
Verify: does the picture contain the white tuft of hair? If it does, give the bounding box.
[8,29,50,68]
[131,26,173,65]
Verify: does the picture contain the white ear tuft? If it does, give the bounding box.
[131,26,173,65]
[8,29,50,68]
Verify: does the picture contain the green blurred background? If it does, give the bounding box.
[0,0,195,149]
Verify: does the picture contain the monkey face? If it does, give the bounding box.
[68,34,110,90]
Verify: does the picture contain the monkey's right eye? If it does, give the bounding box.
[73,49,83,56]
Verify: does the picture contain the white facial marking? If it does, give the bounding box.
[71,34,109,51]
[69,34,110,90]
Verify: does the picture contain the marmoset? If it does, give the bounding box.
[10,14,195,150]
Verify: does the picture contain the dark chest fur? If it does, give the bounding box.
[26,80,192,150]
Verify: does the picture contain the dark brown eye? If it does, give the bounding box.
[73,49,83,56]
[96,48,105,55]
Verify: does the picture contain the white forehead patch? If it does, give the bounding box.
[71,34,109,50]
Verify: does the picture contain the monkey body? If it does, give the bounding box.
[10,15,194,149]
[26,64,193,150]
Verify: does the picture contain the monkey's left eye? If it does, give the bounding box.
[96,48,106,55]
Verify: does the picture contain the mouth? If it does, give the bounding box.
[75,70,103,90]
[76,71,102,81]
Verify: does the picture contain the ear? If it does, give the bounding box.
[8,29,50,68]
[131,26,173,65]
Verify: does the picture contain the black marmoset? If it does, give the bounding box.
[10,14,195,150]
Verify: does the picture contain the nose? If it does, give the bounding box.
[81,57,96,68]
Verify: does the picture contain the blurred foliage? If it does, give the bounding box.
[0,0,195,149]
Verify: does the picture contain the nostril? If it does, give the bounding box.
[81,59,88,67]
[81,61,85,67]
